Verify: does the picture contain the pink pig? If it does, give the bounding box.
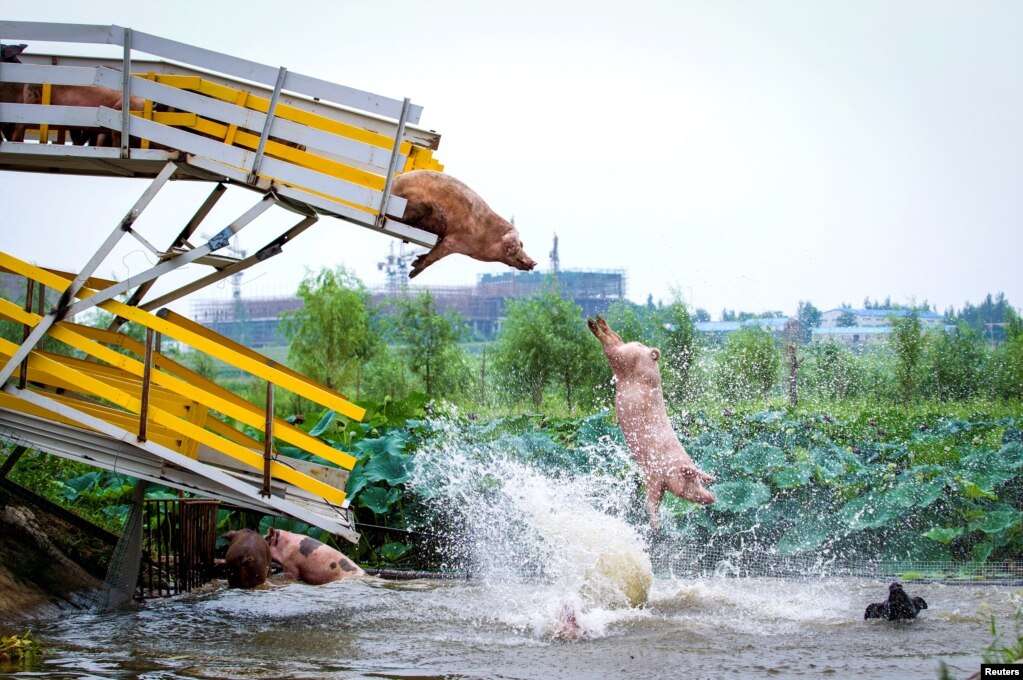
[265,527,364,585]
[390,170,537,278]
[588,316,715,530]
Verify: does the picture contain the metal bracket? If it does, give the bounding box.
[120,27,132,160]
[248,65,287,184]
[376,97,412,229]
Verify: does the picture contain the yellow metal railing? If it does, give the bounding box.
[16,69,442,216]
[0,251,363,507]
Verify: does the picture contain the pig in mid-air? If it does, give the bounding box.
[390,170,537,278]
[265,527,363,585]
[222,528,271,588]
[588,316,715,531]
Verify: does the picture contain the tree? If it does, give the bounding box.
[993,306,1023,400]
[889,308,925,408]
[279,266,377,396]
[923,323,985,401]
[715,326,780,402]
[494,285,602,412]
[796,301,822,343]
[660,297,699,402]
[836,309,858,327]
[694,308,711,322]
[390,290,468,398]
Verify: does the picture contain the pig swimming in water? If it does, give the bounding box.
[390,170,537,278]
[265,527,364,585]
[588,316,715,530]
[222,528,271,588]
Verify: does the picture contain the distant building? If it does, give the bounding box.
[820,308,945,328]
[695,317,791,337]
[190,268,628,347]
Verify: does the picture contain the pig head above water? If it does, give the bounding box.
[390,170,537,278]
[588,316,715,530]
[222,528,271,589]
[265,527,364,585]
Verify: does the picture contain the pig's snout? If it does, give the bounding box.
[517,254,538,271]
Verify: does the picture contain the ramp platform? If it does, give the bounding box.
[0,21,447,542]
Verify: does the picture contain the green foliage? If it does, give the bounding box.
[661,297,700,402]
[0,630,41,665]
[715,326,780,401]
[890,308,926,407]
[993,307,1023,401]
[796,301,822,343]
[279,266,378,395]
[923,324,984,401]
[494,285,605,412]
[390,291,470,398]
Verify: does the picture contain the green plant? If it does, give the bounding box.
[0,630,42,664]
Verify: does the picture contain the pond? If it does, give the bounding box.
[22,574,1020,679]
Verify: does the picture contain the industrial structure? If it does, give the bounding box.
[191,237,628,345]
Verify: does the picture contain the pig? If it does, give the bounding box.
[588,315,715,531]
[864,582,928,621]
[389,170,538,278]
[1,44,28,141]
[222,528,271,589]
[265,527,364,585]
[15,82,145,145]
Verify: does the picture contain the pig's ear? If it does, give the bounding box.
[501,233,521,256]
[650,348,661,362]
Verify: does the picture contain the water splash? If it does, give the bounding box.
[409,417,653,638]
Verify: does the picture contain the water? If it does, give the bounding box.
[17,577,1020,679]
[11,420,1023,679]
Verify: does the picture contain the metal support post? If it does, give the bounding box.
[261,380,275,497]
[138,328,155,443]
[248,66,288,184]
[64,194,276,319]
[138,214,317,312]
[120,27,133,159]
[0,162,177,386]
[376,97,412,229]
[0,445,28,480]
[18,279,35,390]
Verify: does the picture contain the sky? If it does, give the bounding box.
[1,1,1021,320]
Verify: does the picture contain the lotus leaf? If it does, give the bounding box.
[308,409,337,437]
[923,526,964,544]
[357,485,402,514]
[776,516,837,555]
[728,443,787,475]
[711,480,772,513]
[970,508,1023,534]
[836,494,905,530]
[770,462,814,490]
[379,541,411,562]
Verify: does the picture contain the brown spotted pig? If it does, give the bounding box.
[265,527,363,585]
[390,170,537,278]
[222,528,271,589]
[588,315,715,530]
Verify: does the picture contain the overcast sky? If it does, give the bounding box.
[2,1,1021,319]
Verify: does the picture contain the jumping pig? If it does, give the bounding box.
[222,528,271,589]
[389,170,537,278]
[588,316,715,530]
[265,527,364,585]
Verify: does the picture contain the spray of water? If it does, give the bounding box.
[409,416,654,638]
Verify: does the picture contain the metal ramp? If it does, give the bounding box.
[0,21,449,543]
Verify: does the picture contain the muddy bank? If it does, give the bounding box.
[0,482,115,624]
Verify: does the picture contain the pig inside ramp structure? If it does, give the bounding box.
[0,21,451,546]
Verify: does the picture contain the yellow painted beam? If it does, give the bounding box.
[0,254,365,424]
[0,338,347,506]
[0,265,362,472]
